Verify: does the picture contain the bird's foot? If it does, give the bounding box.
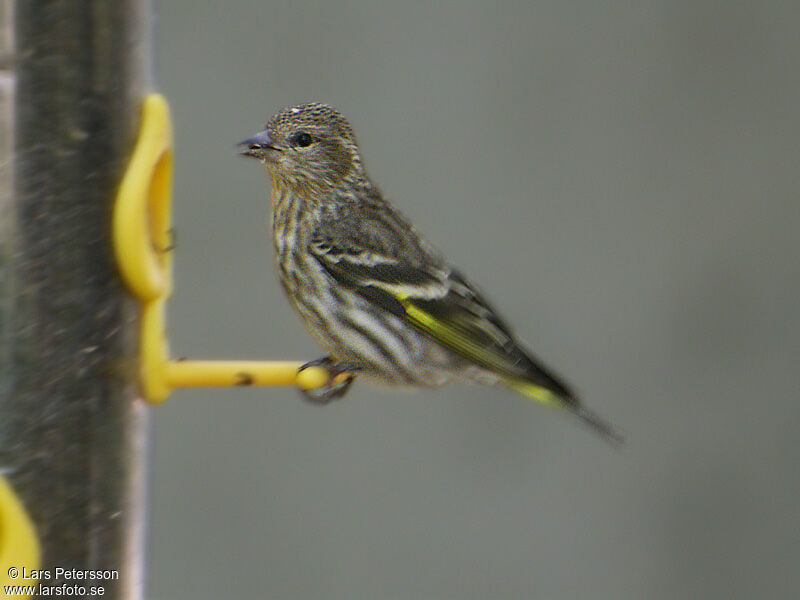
[298,356,360,405]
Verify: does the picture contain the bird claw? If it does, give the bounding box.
[298,356,359,404]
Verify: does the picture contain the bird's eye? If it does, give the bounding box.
[292,132,314,148]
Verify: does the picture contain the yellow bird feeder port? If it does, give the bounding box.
[0,476,40,599]
[112,94,333,403]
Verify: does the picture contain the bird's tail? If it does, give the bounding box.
[504,378,624,446]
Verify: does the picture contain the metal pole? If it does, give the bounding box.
[1,2,151,598]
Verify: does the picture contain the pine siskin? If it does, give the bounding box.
[239,102,621,444]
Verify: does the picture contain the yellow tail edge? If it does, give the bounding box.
[505,379,625,446]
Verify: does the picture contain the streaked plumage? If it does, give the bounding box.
[239,102,621,444]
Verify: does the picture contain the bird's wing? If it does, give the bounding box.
[310,208,623,444]
[308,211,575,400]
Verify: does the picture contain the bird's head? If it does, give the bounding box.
[239,102,363,193]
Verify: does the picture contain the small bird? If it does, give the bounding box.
[239,102,621,444]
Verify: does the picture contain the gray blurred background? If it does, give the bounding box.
[150,2,800,598]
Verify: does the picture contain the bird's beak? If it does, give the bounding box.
[237,130,278,160]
